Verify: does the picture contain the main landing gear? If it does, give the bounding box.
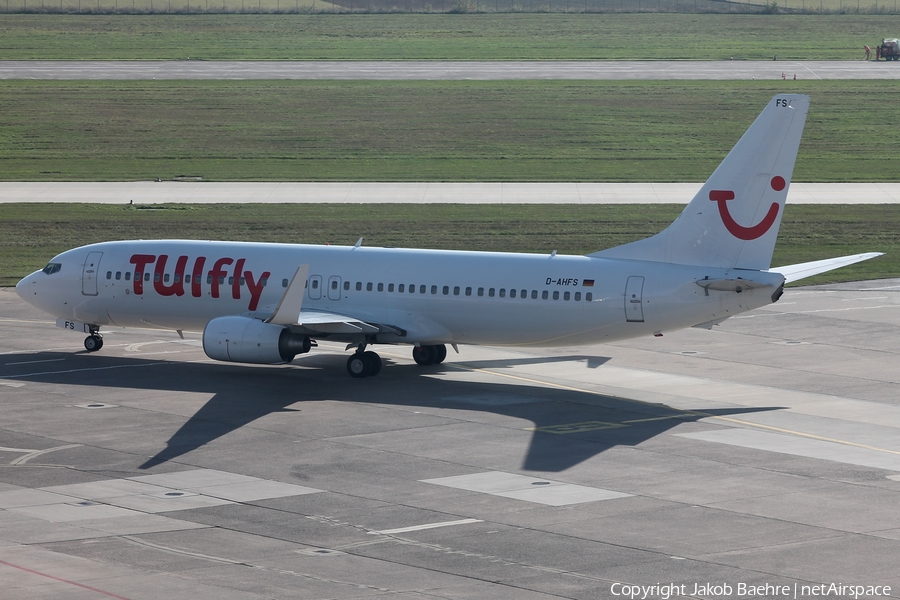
[412,344,447,366]
[346,347,382,378]
[83,328,103,352]
[346,343,448,378]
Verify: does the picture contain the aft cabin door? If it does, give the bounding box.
[625,276,645,323]
[81,251,103,296]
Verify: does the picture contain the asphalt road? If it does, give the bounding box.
[2,280,900,599]
[1,59,897,80]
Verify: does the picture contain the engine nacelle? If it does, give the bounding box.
[202,316,311,364]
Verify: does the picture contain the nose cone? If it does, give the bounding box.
[15,272,37,302]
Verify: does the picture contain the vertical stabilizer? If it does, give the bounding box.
[593,95,809,270]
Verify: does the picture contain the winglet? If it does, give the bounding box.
[266,265,309,326]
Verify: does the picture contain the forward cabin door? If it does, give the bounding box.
[624,276,645,322]
[82,251,103,296]
[328,276,342,301]
[308,275,323,300]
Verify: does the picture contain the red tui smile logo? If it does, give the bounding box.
[709,177,785,241]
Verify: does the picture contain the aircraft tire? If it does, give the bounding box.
[433,344,447,364]
[84,335,103,352]
[347,353,368,378]
[363,351,382,376]
[412,345,436,366]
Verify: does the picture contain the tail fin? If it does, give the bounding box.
[593,94,810,271]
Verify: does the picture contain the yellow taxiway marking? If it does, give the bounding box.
[528,421,627,434]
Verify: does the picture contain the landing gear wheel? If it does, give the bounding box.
[433,344,447,364]
[347,351,382,378]
[84,334,103,352]
[363,351,382,376]
[347,354,367,378]
[413,344,446,366]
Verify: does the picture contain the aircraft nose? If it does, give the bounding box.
[15,271,40,303]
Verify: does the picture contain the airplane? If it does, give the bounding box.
[15,94,882,379]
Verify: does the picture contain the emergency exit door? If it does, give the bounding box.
[625,276,645,322]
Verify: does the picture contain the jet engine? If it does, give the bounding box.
[202,316,311,364]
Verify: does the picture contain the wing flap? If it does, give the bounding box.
[292,311,380,335]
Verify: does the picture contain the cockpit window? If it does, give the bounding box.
[42,262,62,275]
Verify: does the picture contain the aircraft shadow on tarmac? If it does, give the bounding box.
[1,351,781,473]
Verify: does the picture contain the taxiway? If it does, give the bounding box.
[2,280,900,599]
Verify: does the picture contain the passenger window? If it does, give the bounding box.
[106,271,112,280]
[344,281,350,291]
[175,274,182,284]
[575,292,581,301]
[509,289,516,298]
[564,291,570,301]
[185,275,191,284]
[542,290,548,300]
[478,288,484,297]
[553,291,560,300]
[164,274,171,283]
[398,284,405,293]
[431,285,437,295]
[419,285,426,294]
[331,280,338,290]
[388,283,394,292]
[154,273,161,283]
[499,289,505,298]
[378,283,384,292]
[443,286,449,295]
[261,277,267,287]
[145,273,150,282]
[531,290,537,299]
[282,279,288,288]
[521,289,527,299]
[218,276,225,285]
[125,272,131,281]
[586,293,593,302]
[367,282,373,291]
[312,279,319,289]
[453,286,460,296]
[465,287,472,296]
[227,276,233,285]
[207,274,213,284]
[356,282,362,291]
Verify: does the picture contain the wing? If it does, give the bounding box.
[264,264,403,338]
[768,252,883,283]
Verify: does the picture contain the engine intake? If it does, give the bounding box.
[203,316,311,364]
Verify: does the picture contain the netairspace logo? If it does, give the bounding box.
[609,582,892,600]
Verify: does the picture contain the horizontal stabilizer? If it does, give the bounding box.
[768,252,884,283]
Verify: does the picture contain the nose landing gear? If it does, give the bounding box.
[84,333,103,352]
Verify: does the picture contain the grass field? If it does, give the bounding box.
[2,0,897,12]
[2,14,898,59]
[1,203,896,286]
[1,80,896,183]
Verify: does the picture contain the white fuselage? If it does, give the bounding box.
[16,240,783,348]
